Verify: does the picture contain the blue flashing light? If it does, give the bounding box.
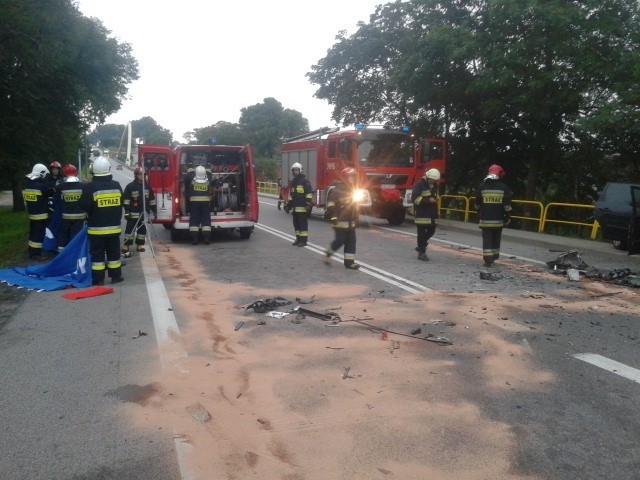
[401,126,410,132]
[356,124,364,130]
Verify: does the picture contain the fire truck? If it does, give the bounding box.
[138,143,259,241]
[280,125,447,225]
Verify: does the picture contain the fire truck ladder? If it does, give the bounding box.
[283,127,339,143]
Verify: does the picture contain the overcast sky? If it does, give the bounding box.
[75,1,383,141]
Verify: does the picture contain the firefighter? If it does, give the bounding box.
[122,167,157,257]
[57,164,86,252]
[475,164,513,267]
[411,168,440,261]
[323,167,360,269]
[187,165,212,245]
[44,161,64,189]
[288,162,313,246]
[22,163,54,260]
[79,157,124,285]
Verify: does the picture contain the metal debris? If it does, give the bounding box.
[234,321,244,331]
[546,250,588,271]
[245,297,291,313]
[294,306,341,321]
[480,271,502,281]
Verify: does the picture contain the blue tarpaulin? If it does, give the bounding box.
[0,225,92,291]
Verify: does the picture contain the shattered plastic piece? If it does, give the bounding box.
[266,311,289,318]
[132,330,148,339]
[186,403,211,423]
[411,327,422,335]
[480,271,502,281]
[246,297,291,313]
[234,321,244,331]
[546,250,588,271]
[567,269,581,281]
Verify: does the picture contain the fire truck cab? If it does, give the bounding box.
[280,125,446,225]
[138,143,259,241]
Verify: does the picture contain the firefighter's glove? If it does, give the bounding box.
[124,212,131,220]
[331,217,338,226]
[428,197,437,205]
[47,199,54,212]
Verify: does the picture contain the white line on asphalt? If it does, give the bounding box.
[255,223,430,294]
[140,253,196,480]
[377,225,548,266]
[573,353,640,385]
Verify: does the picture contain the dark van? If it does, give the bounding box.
[593,182,640,249]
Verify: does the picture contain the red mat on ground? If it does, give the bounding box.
[62,286,114,300]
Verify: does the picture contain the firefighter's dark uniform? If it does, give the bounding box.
[411,177,438,260]
[122,177,156,254]
[23,177,54,259]
[325,181,359,269]
[289,173,313,246]
[57,176,86,252]
[187,177,212,244]
[475,177,513,266]
[79,175,123,285]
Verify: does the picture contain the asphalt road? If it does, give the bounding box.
[0,171,639,479]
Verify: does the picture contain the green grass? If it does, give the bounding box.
[0,206,29,268]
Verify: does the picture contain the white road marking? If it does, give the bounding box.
[140,253,196,480]
[378,225,548,266]
[258,198,547,267]
[255,223,430,294]
[573,353,640,384]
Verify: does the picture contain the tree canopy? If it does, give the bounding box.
[0,0,138,209]
[308,0,640,201]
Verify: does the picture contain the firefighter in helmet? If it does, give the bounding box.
[22,163,54,259]
[57,164,86,252]
[122,167,157,257]
[323,167,360,269]
[45,161,64,189]
[475,164,513,267]
[411,168,440,261]
[288,162,314,246]
[187,165,212,245]
[79,156,124,285]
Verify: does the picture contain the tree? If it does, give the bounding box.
[0,0,138,210]
[87,123,126,150]
[190,121,250,146]
[308,0,640,201]
[240,98,309,158]
[131,116,172,145]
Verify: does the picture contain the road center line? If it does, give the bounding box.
[573,353,640,384]
[255,223,430,294]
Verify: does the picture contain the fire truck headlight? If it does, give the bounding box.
[352,189,372,207]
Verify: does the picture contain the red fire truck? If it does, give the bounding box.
[280,125,447,225]
[138,143,259,241]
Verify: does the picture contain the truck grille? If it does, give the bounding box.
[365,173,409,187]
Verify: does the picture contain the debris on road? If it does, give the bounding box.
[244,297,291,313]
[294,306,341,322]
[186,403,212,423]
[480,271,502,281]
[546,250,588,271]
[132,330,148,339]
[342,367,351,379]
[545,251,639,287]
[234,321,244,331]
[266,311,289,318]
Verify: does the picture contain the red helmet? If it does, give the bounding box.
[487,164,505,178]
[62,164,77,176]
[50,161,62,169]
[341,167,357,178]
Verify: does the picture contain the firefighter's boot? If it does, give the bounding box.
[292,236,299,246]
[204,235,211,245]
[122,245,134,258]
[323,250,332,266]
[191,232,199,245]
[345,263,360,270]
[136,245,145,253]
[418,252,429,261]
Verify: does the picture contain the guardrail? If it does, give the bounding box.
[256,182,601,240]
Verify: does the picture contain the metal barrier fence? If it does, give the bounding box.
[257,182,601,240]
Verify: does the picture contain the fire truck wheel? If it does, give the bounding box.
[387,207,406,226]
[239,227,252,240]
[170,227,182,242]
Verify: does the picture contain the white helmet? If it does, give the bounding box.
[291,162,303,173]
[27,163,48,180]
[92,157,111,176]
[195,165,207,180]
[425,168,441,181]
